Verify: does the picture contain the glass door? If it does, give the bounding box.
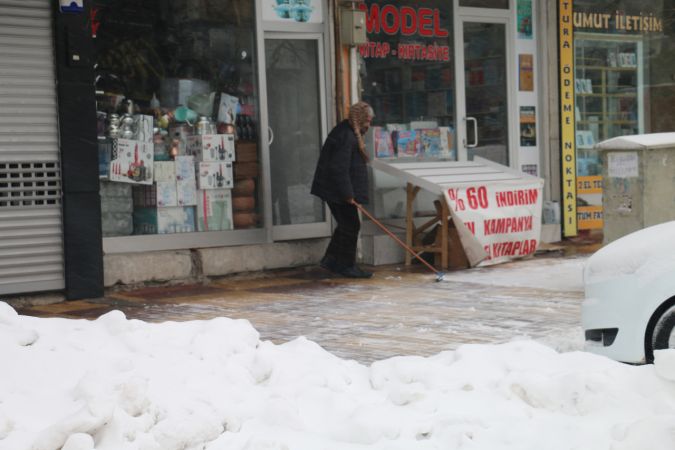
[263,34,331,240]
[456,19,512,165]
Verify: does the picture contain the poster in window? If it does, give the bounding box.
[577,176,603,230]
[517,0,533,39]
[262,0,322,24]
[519,106,536,147]
[519,54,534,91]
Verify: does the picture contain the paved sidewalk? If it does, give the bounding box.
[13,251,590,364]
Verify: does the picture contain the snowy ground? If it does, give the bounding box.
[1,254,674,449]
[440,255,586,292]
[2,274,675,450]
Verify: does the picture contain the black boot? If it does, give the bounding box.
[320,255,339,273]
[339,265,373,279]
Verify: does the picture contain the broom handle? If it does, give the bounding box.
[355,203,441,275]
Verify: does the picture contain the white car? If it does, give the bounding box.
[582,221,675,363]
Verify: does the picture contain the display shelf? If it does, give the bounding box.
[465,55,503,61]
[577,93,636,98]
[577,65,637,71]
[577,120,637,125]
[574,37,642,144]
[367,88,453,96]
[364,59,455,126]
[465,83,502,89]
[466,110,503,115]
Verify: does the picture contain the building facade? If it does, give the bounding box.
[1,0,673,298]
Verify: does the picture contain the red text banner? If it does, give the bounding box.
[443,181,544,266]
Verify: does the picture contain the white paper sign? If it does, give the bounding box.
[608,152,639,178]
[262,0,323,24]
[443,180,544,266]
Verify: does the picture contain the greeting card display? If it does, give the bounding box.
[395,130,419,157]
[373,127,395,158]
[418,129,442,157]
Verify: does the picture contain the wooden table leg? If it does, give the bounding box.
[405,183,421,266]
[405,183,414,265]
[440,196,449,270]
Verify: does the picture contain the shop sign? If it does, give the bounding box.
[357,4,451,62]
[573,10,662,33]
[559,0,577,237]
[577,176,603,230]
[443,181,543,266]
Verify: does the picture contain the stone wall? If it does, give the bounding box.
[103,239,329,287]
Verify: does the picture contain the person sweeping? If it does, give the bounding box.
[311,101,374,278]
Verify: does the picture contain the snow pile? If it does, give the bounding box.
[1,302,674,450]
[584,221,675,285]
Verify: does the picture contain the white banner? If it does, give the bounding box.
[443,180,544,266]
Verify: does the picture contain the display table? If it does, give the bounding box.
[371,157,545,268]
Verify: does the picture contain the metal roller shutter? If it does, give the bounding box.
[0,0,64,295]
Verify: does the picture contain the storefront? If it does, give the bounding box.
[54,0,336,295]
[0,0,338,298]
[353,0,547,260]
[558,0,675,236]
[63,0,548,296]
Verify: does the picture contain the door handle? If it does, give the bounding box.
[268,126,274,146]
[465,117,478,148]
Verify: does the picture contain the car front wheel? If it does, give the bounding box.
[653,305,675,353]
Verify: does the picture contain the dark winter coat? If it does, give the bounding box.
[311,120,369,204]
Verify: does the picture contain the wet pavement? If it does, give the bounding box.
[11,243,597,365]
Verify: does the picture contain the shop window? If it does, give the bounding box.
[93,0,261,237]
[360,1,455,134]
[358,1,456,219]
[571,0,675,231]
[574,37,641,176]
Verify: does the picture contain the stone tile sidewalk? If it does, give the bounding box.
[13,252,590,365]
